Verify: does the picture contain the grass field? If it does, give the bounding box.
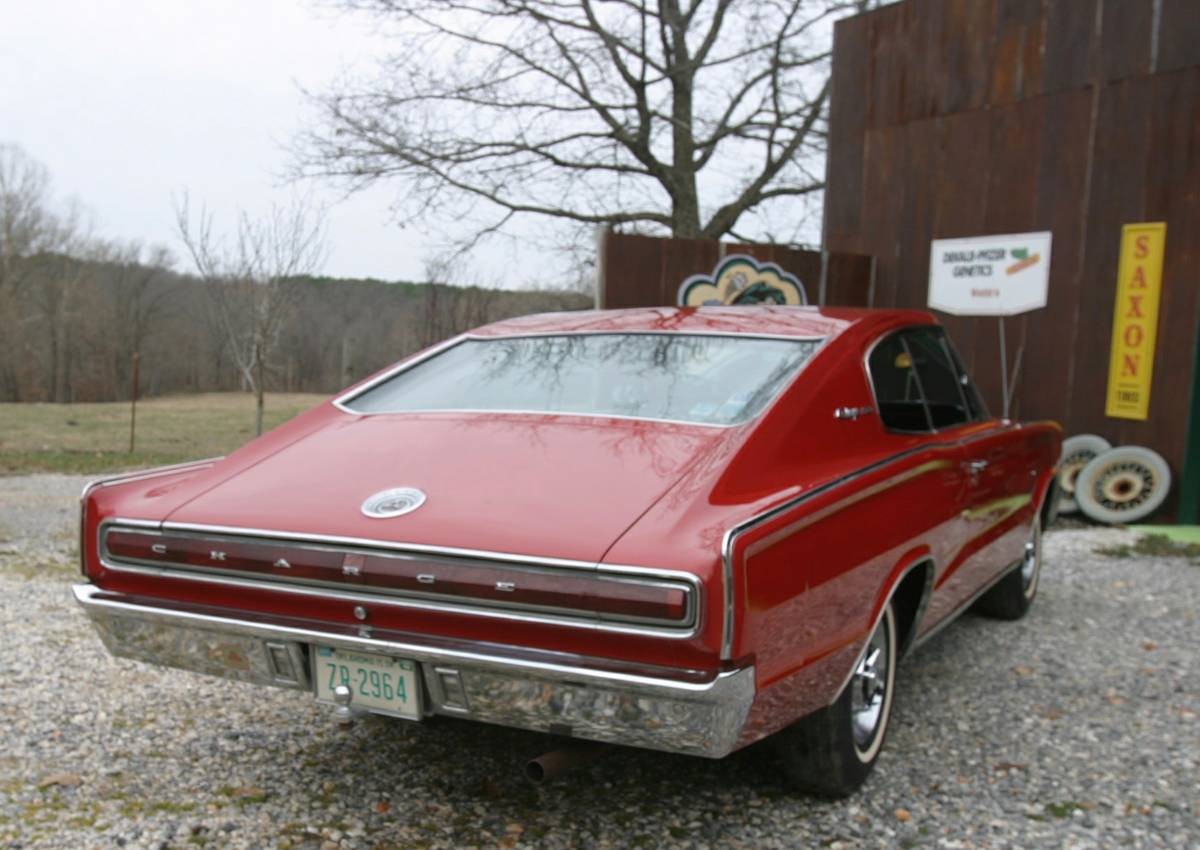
[0,393,327,475]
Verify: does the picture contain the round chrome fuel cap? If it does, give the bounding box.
[360,487,426,518]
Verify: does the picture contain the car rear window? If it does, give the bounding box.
[342,333,822,426]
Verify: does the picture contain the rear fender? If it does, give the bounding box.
[830,548,934,704]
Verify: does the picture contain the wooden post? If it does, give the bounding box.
[128,352,140,453]
[998,317,1009,420]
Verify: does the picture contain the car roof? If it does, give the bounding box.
[468,306,937,341]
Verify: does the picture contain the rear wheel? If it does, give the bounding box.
[974,515,1041,620]
[776,601,897,797]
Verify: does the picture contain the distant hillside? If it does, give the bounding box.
[0,256,591,403]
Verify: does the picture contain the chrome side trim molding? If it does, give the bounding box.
[125,518,698,583]
[339,406,740,430]
[464,329,828,342]
[912,558,1023,650]
[718,444,931,659]
[331,335,466,414]
[79,459,222,576]
[717,425,1031,660]
[80,458,223,501]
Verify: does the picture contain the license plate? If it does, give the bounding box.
[313,646,421,719]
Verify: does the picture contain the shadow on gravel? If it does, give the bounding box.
[263,707,810,846]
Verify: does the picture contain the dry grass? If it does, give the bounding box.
[1094,534,1200,565]
[0,393,327,475]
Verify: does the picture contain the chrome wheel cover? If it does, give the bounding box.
[850,613,891,754]
[1021,517,1042,599]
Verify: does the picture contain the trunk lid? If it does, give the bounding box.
[164,411,732,563]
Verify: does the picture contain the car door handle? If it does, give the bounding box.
[834,405,875,421]
[964,459,989,474]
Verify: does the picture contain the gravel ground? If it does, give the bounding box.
[0,474,1197,850]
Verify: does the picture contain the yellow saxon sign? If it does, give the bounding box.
[1105,222,1167,421]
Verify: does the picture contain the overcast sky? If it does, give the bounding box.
[0,0,437,283]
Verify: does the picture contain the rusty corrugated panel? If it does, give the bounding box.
[927,108,994,378]
[661,236,720,305]
[1156,0,1200,72]
[1140,68,1200,510]
[987,0,1046,106]
[865,3,909,129]
[859,125,908,308]
[825,16,871,244]
[1099,0,1153,82]
[1021,88,1095,423]
[599,232,669,308]
[824,253,875,307]
[894,117,937,309]
[936,0,997,116]
[1070,76,1153,449]
[598,233,870,311]
[1042,0,1099,93]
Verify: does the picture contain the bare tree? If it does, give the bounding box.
[0,143,56,294]
[0,144,98,400]
[99,241,176,397]
[295,0,874,254]
[175,195,328,435]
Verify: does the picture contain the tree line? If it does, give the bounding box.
[0,144,588,406]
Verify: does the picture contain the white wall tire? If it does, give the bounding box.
[775,602,898,797]
[1057,434,1112,515]
[1075,446,1171,524]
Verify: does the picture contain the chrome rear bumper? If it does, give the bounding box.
[73,584,754,758]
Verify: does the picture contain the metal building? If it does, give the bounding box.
[824,0,1200,521]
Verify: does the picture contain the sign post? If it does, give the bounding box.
[928,231,1052,418]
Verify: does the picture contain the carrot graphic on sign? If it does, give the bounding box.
[1006,247,1040,275]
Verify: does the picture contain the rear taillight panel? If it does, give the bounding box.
[98,524,698,633]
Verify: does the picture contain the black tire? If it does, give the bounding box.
[775,601,897,797]
[974,516,1041,620]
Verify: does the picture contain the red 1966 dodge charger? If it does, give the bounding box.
[75,306,1060,796]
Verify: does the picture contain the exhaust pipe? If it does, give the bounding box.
[524,743,611,784]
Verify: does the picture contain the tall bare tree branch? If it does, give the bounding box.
[294,1,871,249]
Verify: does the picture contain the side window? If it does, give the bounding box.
[903,328,972,429]
[868,333,931,431]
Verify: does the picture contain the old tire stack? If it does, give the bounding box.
[1057,437,1172,524]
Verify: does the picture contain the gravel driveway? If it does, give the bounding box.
[1,474,1196,849]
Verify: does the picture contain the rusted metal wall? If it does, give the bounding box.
[825,0,1200,518]
[598,232,873,310]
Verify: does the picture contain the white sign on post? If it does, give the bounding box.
[928,231,1052,316]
